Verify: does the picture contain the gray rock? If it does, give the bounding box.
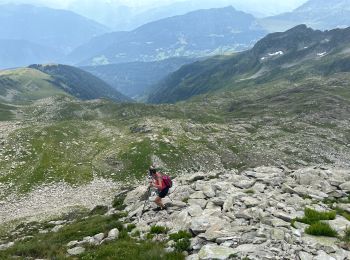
[67,246,85,256]
[106,228,119,241]
[270,228,285,240]
[186,254,200,260]
[339,181,350,192]
[190,191,207,199]
[188,204,204,217]
[0,242,14,251]
[326,216,350,235]
[171,209,192,232]
[67,240,79,248]
[188,199,207,209]
[252,183,266,193]
[314,251,336,260]
[198,244,237,260]
[93,233,105,243]
[51,225,64,232]
[190,216,222,235]
[234,179,256,189]
[210,197,225,206]
[124,185,149,205]
[241,197,259,208]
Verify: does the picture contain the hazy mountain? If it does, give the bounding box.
[0,39,61,69]
[69,6,266,65]
[81,57,197,99]
[260,0,350,32]
[148,25,350,103]
[0,4,109,55]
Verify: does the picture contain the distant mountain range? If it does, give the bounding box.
[0,64,129,103]
[68,6,266,65]
[0,4,108,68]
[0,4,108,53]
[260,0,350,32]
[0,39,60,69]
[81,57,197,99]
[148,25,350,103]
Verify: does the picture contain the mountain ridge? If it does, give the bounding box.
[68,6,266,65]
[147,25,350,104]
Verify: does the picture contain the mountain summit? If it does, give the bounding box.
[261,0,350,32]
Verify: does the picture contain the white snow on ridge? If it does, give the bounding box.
[317,52,327,57]
[260,50,284,61]
[268,51,284,56]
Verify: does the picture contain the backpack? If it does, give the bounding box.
[162,175,172,188]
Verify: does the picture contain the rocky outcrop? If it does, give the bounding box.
[124,166,350,259]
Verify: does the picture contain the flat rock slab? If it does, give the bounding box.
[198,244,237,260]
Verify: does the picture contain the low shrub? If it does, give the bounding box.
[305,222,338,237]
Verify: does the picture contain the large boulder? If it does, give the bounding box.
[124,185,149,205]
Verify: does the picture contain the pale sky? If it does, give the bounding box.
[1,0,308,9]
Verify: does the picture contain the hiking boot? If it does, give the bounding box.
[152,207,163,212]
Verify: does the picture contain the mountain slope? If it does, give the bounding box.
[81,57,197,99]
[0,3,109,67]
[0,39,61,69]
[260,0,350,32]
[28,64,130,102]
[148,25,350,103]
[0,65,130,103]
[68,6,266,65]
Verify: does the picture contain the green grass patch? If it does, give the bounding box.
[126,224,136,232]
[0,215,123,259]
[173,238,190,252]
[295,208,336,225]
[80,238,184,260]
[305,222,338,237]
[112,193,127,210]
[169,230,192,242]
[334,207,350,221]
[89,205,109,216]
[150,226,168,234]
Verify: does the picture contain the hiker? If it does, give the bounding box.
[148,167,171,211]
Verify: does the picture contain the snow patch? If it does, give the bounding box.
[317,52,327,57]
[268,51,284,56]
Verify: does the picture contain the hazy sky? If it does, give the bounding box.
[2,0,308,9]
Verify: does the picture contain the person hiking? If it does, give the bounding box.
[148,166,171,211]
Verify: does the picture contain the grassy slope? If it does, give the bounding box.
[0,68,67,104]
[0,209,183,260]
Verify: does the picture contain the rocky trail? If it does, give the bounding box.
[124,166,350,259]
[2,165,350,259]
